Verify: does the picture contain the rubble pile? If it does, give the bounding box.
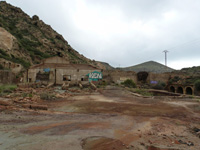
[0,83,95,112]
[192,127,200,138]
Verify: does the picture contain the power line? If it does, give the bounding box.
[167,37,200,51]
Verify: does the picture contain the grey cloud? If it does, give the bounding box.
[6,0,200,69]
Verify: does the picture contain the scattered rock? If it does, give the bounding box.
[90,82,97,90]
[191,127,200,138]
[178,140,194,146]
[30,104,48,110]
[140,142,145,146]
[174,140,180,144]
[0,100,10,106]
[22,104,48,110]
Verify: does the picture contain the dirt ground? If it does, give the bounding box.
[0,85,200,150]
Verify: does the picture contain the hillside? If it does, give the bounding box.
[0,1,94,69]
[120,61,175,73]
[176,66,200,75]
[95,61,114,70]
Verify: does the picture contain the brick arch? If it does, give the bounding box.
[169,86,175,93]
[177,86,184,94]
[185,86,193,95]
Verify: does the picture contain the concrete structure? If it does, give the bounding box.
[103,70,196,95]
[102,70,137,84]
[0,58,22,74]
[27,56,101,85]
[168,84,194,95]
[25,56,197,95]
[0,70,16,84]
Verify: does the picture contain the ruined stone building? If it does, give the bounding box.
[27,56,101,85]
[0,58,22,74]
[0,58,23,84]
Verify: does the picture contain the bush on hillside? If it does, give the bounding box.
[195,80,200,91]
[121,79,136,88]
[151,81,166,90]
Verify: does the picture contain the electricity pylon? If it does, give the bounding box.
[163,50,169,66]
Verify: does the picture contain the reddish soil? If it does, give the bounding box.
[0,85,200,150]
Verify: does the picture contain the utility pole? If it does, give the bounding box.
[163,50,169,66]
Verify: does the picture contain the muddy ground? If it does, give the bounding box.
[0,85,200,150]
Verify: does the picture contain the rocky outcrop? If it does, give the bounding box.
[0,27,21,56]
[0,27,17,50]
[0,1,94,69]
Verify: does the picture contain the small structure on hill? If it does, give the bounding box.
[27,56,101,85]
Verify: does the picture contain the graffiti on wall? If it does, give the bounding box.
[43,68,50,72]
[150,81,158,84]
[87,71,102,82]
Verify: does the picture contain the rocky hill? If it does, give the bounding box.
[119,61,175,73]
[0,1,95,70]
[95,61,114,70]
[175,66,200,75]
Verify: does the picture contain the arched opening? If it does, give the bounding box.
[186,87,193,95]
[137,71,148,83]
[170,86,175,93]
[177,87,183,94]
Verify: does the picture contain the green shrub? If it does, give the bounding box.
[0,49,30,68]
[22,93,33,98]
[152,81,166,90]
[0,49,9,56]
[0,64,4,70]
[169,76,181,83]
[195,80,200,91]
[121,79,136,88]
[12,57,30,68]
[0,84,17,94]
[40,92,56,100]
[101,80,108,86]
[133,88,153,96]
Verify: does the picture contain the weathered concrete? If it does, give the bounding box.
[27,57,101,85]
[0,70,15,84]
[168,84,195,95]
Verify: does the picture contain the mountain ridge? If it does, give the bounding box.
[0,1,95,70]
[119,61,175,73]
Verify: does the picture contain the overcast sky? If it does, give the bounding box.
[5,0,200,69]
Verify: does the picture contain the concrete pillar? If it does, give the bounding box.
[183,87,186,95]
[175,87,178,93]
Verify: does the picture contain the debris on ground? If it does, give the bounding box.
[191,127,200,138]
[0,85,200,150]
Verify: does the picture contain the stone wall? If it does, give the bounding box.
[0,70,15,84]
[147,72,171,84]
[27,68,101,85]
[102,70,137,84]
